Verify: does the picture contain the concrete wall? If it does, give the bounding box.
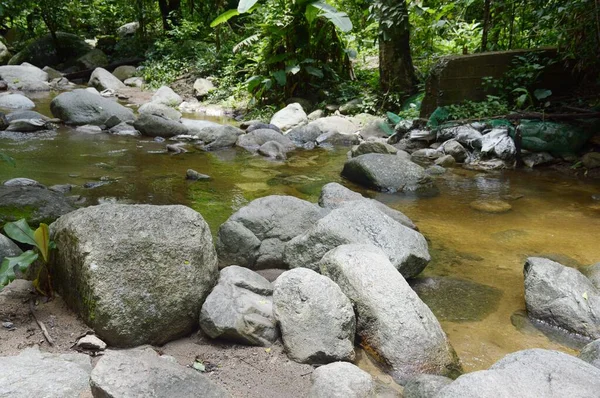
[420,48,576,117]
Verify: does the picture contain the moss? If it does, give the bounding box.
[0,205,36,226]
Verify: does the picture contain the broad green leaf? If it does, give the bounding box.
[272,70,286,86]
[238,0,259,13]
[4,219,36,246]
[0,153,15,167]
[0,250,38,289]
[233,34,260,53]
[516,94,528,108]
[34,223,50,262]
[245,75,263,92]
[210,9,240,27]
[286,65,301,75]
[308,1,353,32]
[533,89,552,100]
[305,66,324,78]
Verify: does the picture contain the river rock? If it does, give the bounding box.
[440,140,468,163]
[112,65,137,81]
[88,67,126,91]
[200,266,277,346]
[0,346,91,398]
[273,268,355,364]
[42,66,62,80]
[134,112,188,138]
[0,42,10,65]
[6,110,49,122]
[284,201,430,278]
[124,76,144,87]
[90,347,229,398]
[309,362,375,398]
[579,339,600,369]
[50,204,219,346]
[582,262,600,290]
[117,22,140,37]
[236,128,295,153]
[0,65,49,91]
[186,169,210,181]
[403,374,452,398]
[0,233,22,263]
[270,103,307,132]
[318,182,416,230]
[352,141,398,157]
[319,244,459,384]
[217,195,323,269]
[108,122,140,136]
[469,199,512,214]
[436,349,600,397]
[246,122,282,133]
[0,186,74,225]
[76,124,103,134]
[50,89,134,125]
[77,49,108,69]
[0,93,35,110]
[435,155,456,167]
[411,149,442,164]
[3,177,44,188]
[523,257,600,339]
[258,140,287,159]
[182,119,243,150]
[194,78,216,98]
[481,128,516,160]
[342,154,437,194]
[6,118,49,132]
[151,86,182,106]
[8,33,91,67]
[583,152,600,169]
[139,101,182,120]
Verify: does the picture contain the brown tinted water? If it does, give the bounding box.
[1,92,599,373]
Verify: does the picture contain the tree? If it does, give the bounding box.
[157,0,181,31]
[370,0,417,97]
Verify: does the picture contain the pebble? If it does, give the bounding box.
[2,321,15,330]
[75,334,107,352]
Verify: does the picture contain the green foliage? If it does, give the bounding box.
[0,219,53,294]
[447,95,509,120]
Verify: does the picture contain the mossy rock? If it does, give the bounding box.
[0,186,74,226]
[8,32,92,68]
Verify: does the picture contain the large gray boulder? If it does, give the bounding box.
[579,339,600,369]
[0,93,35,110]
[138,101,182,120]
[50,204,219,347]
[50,89,134,125]
[134,112,189,138]
[351,141,398,157]
[8,33,91,68]
[236,129,295,153]
[273,268,355,364]
[523,257,600,339]
[436,349,600,397]
[217,195,323,269]
[77,49,109,70]
[90,347,230,398]
[318,182,416,230]
[112,65,137,81]
[193,78,216,98]
[200,266,277,346]
[151,86,182,106]
[319,245,459,384]
[88,67,126,91]
[284,201,430,278]
[182,119,244,150]
[0,233,22,263]
[342,154,437,194]
[270,103,307,132]
[0,65,49,91]
[0,346,91,398]
[309,362,375,398]
[0,186,74,225]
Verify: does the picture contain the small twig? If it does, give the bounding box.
[238,357,264,373]
[300,371,313,377]
[29,300,54,346]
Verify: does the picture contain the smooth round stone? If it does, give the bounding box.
[469,199,512,214]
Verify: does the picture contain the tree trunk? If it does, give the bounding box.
[158,0,181,31]
[481,0,492,52]
[378,0,417,95]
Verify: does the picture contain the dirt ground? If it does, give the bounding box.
[0,281,317,397]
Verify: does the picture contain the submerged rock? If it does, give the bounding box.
[309,362,375,398]
[524,257,600,339]
[200,266,277,346]
[469,199,512,214]
[90,347,229,398]
[50,89,134,125]
[186,169,210,181]
[284,201,430,278]
[342,154,437,194]
[273,268,355,364]
[437,349,600,397]
[319,244,460,384]
[217,195,323,269]
[50,204,219,347]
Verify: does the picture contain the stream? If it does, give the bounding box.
[1,92,600,373]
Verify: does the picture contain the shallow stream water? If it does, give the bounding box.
[2,92,600,374]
